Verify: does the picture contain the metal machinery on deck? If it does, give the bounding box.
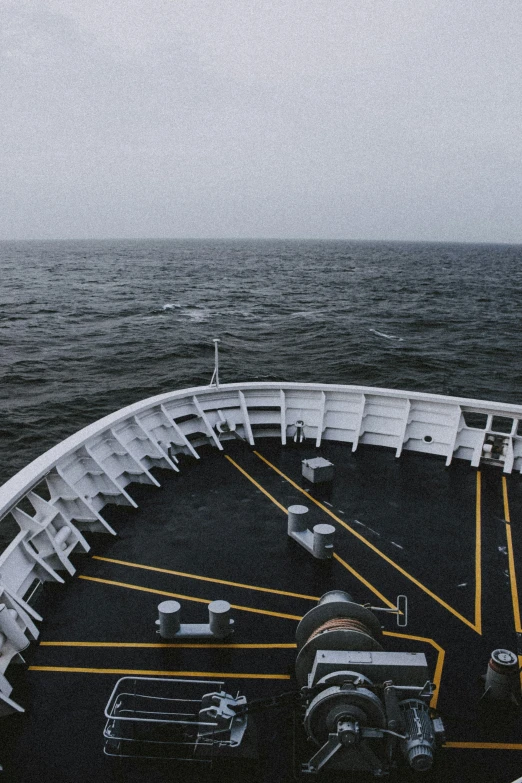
[103,591,444,777]
[104,677,248,762]
[296,591,444,776]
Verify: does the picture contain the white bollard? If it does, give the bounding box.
[54,526,71,551]
[288,505,309,535]
[208,600,233,638]
[0,605,29,651]
[312,524,335,559]
[157,600,181,638]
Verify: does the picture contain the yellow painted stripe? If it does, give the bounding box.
[503,476,522,634]
[225,455,287,513]
[444,742,522,750]
[383,631,445,709]
[40,641,297,649]
[253,451,478,633]
[333,553,396,609]
[92,555,318,602]
[506,524,522,633]
[503,476,512,524]
[78,575,302,621]
[475,472,482,635]
[28,666,290,680]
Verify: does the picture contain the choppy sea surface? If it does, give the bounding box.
[1,238,521,541]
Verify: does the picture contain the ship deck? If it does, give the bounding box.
[3,438,522,782]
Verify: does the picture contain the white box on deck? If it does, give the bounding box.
[302,457,334,483]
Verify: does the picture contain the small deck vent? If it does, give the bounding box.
[482,649,521,706]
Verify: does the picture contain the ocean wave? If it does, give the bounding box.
[159,304,212,322]
[181,307,211,323]
[369,328,404,341]
[290,310,328,320]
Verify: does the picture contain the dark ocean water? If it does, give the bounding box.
[1,238,522,502]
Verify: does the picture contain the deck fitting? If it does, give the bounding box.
[156,599,234,639]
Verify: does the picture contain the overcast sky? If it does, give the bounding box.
[1,0,521,242]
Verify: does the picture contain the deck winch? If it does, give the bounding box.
[297,591,444,776]
[103,590,443,775]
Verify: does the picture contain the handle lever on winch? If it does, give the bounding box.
[365,595,408,627]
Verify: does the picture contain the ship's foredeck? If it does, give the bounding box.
[4,438,522,782]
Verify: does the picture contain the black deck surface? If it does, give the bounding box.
[3,439,522,782]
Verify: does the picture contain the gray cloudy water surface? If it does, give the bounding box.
[1,239,522,542]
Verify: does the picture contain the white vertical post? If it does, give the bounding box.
[288,505,309,534]
[312,524,335,559]
[213,339,220,388]
[157,600,181,638]
[208,600,233,637]
[238,391,255,445]
[316,391,326,447]
[280,389,287,445]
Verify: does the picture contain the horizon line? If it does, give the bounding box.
[1,236,521,247]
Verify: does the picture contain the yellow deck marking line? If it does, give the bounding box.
[28,666,290,680]
[252,450,479,633]
[503,476,522,633]
[503,476,511,525]
[475,471,482,634]
[40,641,297,649]
[383,631,445,709]
[226,454,394,611]
[503,477,522,688]
[444,741,522,750]
[225,455,287,513]
[226,454,395,609]
[78,575,301,621]
[333,553,396,609]
[92,555,318,602]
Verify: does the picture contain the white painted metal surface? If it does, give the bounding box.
[0,380,521,711]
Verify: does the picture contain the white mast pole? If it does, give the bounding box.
[211,338,220,388]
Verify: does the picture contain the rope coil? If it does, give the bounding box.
[307,616,376,645]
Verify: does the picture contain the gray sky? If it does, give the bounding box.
[1,0,521,242]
